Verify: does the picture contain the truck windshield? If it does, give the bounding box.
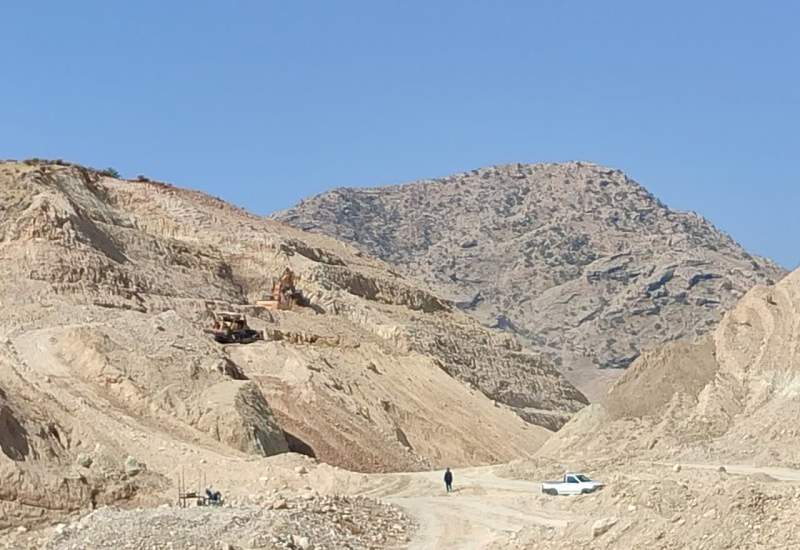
[576,475,591,482]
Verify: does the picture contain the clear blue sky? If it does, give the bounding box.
[1,1,797,268]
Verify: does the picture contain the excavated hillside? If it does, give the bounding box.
[476,267,800,549]
[275,162,786,398]
[0,160,586,529]
[535,265,800,467]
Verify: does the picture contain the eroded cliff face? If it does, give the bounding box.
[275,162,785,398]
[0,160,584,526]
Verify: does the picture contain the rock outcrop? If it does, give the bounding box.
[275,162,785,397]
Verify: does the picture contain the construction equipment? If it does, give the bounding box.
[177,469,224,507]
[206,311,263,344]
[257,267,307,311]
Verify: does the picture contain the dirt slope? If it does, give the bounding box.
[0,160,586,528]
[537,265,800,470]
[275,162,785,398]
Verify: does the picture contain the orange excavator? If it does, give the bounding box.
[258,267,306,310]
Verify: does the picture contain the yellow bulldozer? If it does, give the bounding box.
[206,311,263,344]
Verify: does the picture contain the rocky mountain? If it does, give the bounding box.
[0,160,585,529]
[275,162,786,397]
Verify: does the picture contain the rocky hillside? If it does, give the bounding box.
[487,266,800,549]
[0,160,585,529]
[536,265,800,467]
[275,162,786,397]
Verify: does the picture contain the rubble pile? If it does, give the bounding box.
[31,495,413,550]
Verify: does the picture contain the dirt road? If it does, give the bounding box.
[358,466,575,550]
[358,462,800,550]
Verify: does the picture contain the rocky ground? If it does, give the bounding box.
[276,162,786,399]
[495,461,800,550]
[7,457,799,550]
[27,494,412,550]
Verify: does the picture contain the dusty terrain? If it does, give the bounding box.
[0,160,586,532]
[42,494,413,550]
[9,458,800,549]
[276,162,785,398]
[488,264,800,548]
[2,158,799,549]
[536,266,800,470]
[367,265,800,549]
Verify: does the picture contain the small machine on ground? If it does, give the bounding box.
[176,470,224,507]
[206,311,263,344]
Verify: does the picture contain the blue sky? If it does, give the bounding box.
[1,1,797,268]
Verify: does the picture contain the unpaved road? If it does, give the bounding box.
[358,466,576,550]
[358,462,800,550]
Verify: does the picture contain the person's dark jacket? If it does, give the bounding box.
[444,471,453,484]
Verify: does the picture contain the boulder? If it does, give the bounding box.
[124,456,145,476]
[592,517,618,538]
[76,454,93,468]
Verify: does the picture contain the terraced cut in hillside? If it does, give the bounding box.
[0,160,585,531]
[276,162,786,398]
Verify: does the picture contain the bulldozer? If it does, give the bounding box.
[206,311,263,344]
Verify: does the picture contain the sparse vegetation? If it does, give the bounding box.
[99,167,120,178]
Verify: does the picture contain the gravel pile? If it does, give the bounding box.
[39,495,413,550]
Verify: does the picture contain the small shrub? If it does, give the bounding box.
[99,167,121,178]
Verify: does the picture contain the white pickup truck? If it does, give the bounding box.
[541,473,604,496]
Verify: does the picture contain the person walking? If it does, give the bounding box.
[444,467,453,493]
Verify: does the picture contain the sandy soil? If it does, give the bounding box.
[366,461,800,549]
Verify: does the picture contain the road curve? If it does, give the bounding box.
[358,466,575,550]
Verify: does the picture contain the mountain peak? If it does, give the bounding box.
[275,161,785,398]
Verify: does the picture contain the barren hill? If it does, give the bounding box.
[0,160,585,528]
[537,264,800,468]
[474,265,800,548]
[275,162,785,398]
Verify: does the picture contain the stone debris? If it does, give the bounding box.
[34,495,412,550]
[76,454,93,468]
[591,516,618,538]
[124,456,145,476]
